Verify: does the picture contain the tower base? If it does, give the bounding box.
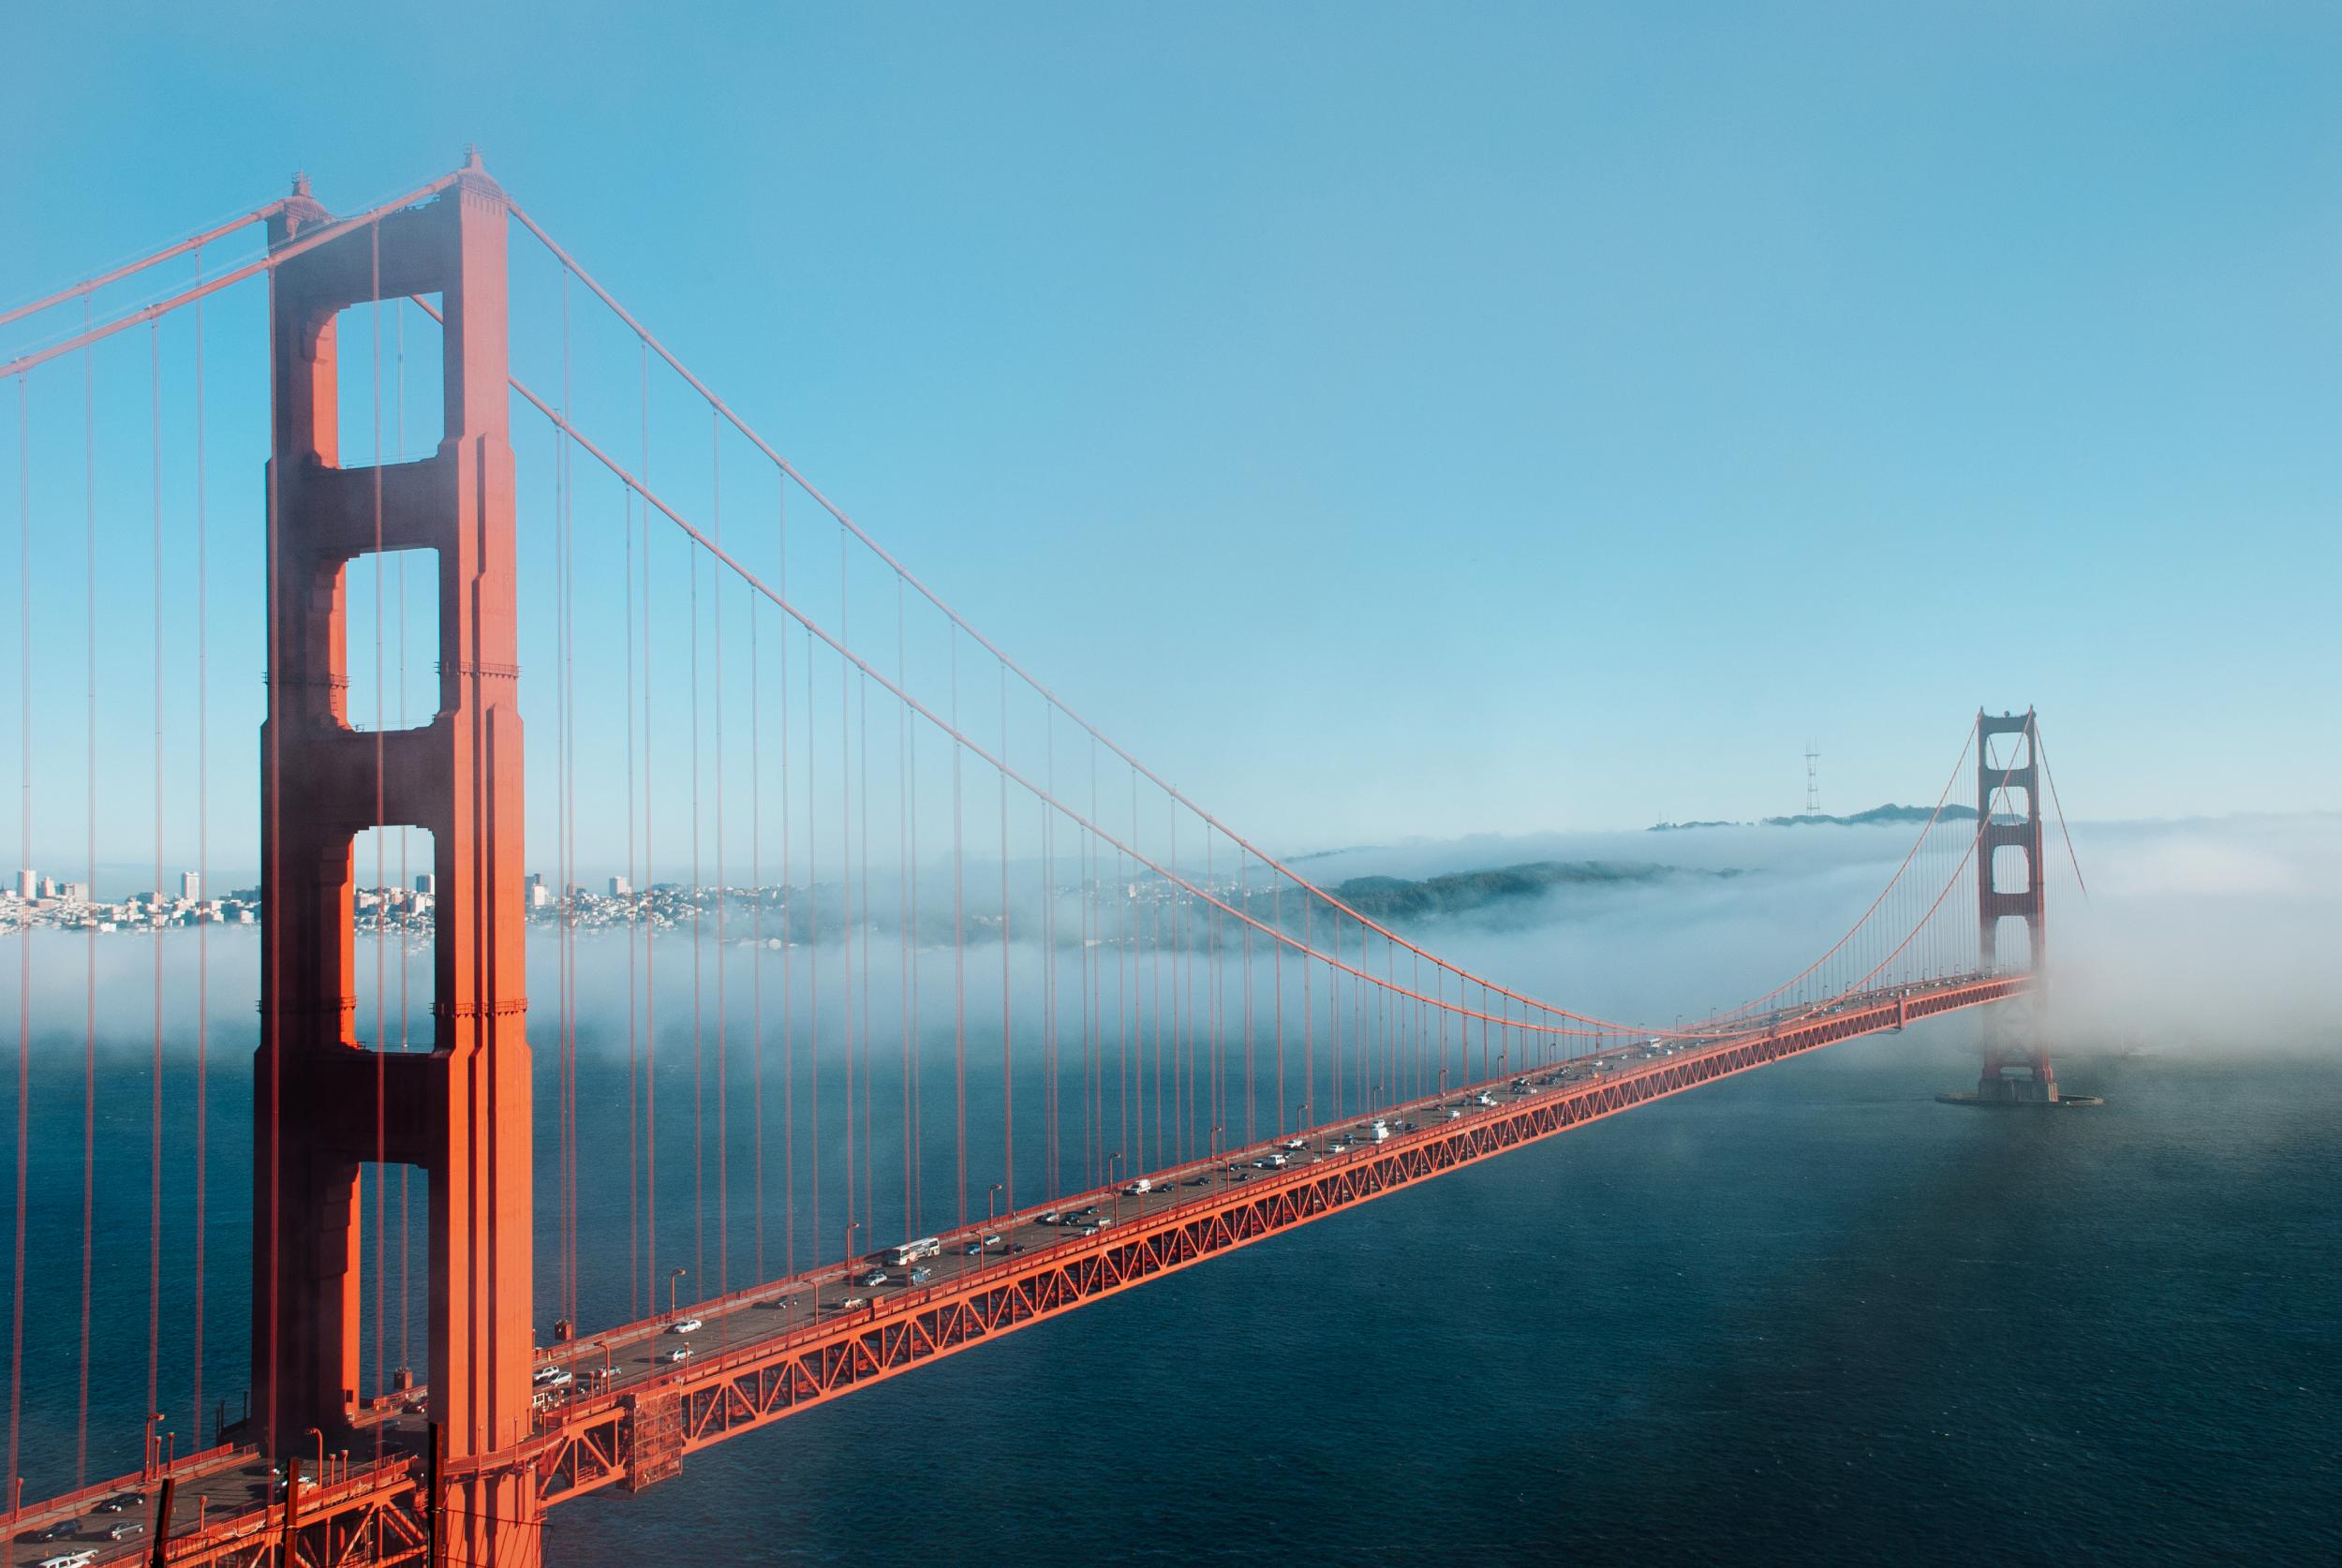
[1935,1091,2103,1108]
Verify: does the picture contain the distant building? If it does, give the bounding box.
[14,869,32,901]
[526,872,551,910]
[61,881,89,905]
[609,874,631,897]
[180,870,201,902]
[415,872,437,896]
[37,875,57,900]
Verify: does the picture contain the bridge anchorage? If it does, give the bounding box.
[1938,709,2100,1109]
[0,152,2094,1566]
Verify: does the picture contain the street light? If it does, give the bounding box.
[1107,1153,1124,1222]
[987,1182,1004,1237]
[843,1220,863,1314]
[1296,1102,1312,1154]
[667,1266,688,1323]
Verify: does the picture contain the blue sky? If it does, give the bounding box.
[3,1,2338,878]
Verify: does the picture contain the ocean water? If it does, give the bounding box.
[542,1032,2341,1568]
[3,978,2336,1565]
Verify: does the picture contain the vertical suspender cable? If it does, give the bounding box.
[837,534,854,1256]
[625,478,640,1317]
[778,475,793,1280]
[806,622,820,1269]
[191,259,210,1438]
[642,343,658,1308]
[712,409,727,1295]
[78,303,96,1489]
[689,479,704,1289]
[1000,665,1013,1213]
[147,320,165,1461]
[897,580,913,1237]
[9,376,31,1505]
[750,551,764,1284]
[951,629,964,1232]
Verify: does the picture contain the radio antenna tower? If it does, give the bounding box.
[1804,741,1820,815]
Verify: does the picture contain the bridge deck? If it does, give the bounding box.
[7,972,2025,1564]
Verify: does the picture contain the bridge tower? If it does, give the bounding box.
[257,156,538,1562]
[1974,708,2055,1102]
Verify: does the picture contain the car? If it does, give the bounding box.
[108,1523,146,1543]
[1036,1211,1060,1225]
[907,1266,932,1284]
[1279,1137,1306,1151]
[859,1270,887,1287]
[39,1553,99,1568]
[661,1345,691,1363]
[840,1295,869,1309]
[1181,1176,1209,1187]
[668,1316,703,1335]
[963,1241,986,1255]
[1074,1224,1099,1237]
[27,1519,79,1542]
[532,1365,573,1386]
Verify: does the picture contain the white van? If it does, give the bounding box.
[1122,1177,1152,1195]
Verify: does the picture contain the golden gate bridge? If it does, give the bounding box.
[0,155,2085,1566]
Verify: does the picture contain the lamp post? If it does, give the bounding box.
[1107,1152,1124,1222]
[1296,1102,1312,1155]
[305,1427,324,1487]
[987,1182,1004,1239]
[844,1220,863,1312]
[1210,1124,1223,1174]
[667,1266,687,1323]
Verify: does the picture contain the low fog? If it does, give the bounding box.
[8,810,2336,1060]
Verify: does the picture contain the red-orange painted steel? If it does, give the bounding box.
[256,158,538,1565]
[1975,710,2055,1101]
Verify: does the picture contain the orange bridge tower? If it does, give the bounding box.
[1973,708,2056,1102]
[255,155,538,1563]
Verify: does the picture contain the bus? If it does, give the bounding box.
[888,1236,942,1267]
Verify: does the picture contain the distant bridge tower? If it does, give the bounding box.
[1974,708,2056,1102]
[256,156,538,1563]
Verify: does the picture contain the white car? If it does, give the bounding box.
[668,1317,704,1335]
[531,1366,574,1386]
[661,1345,692,1363]
[40,1554,99,1568]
